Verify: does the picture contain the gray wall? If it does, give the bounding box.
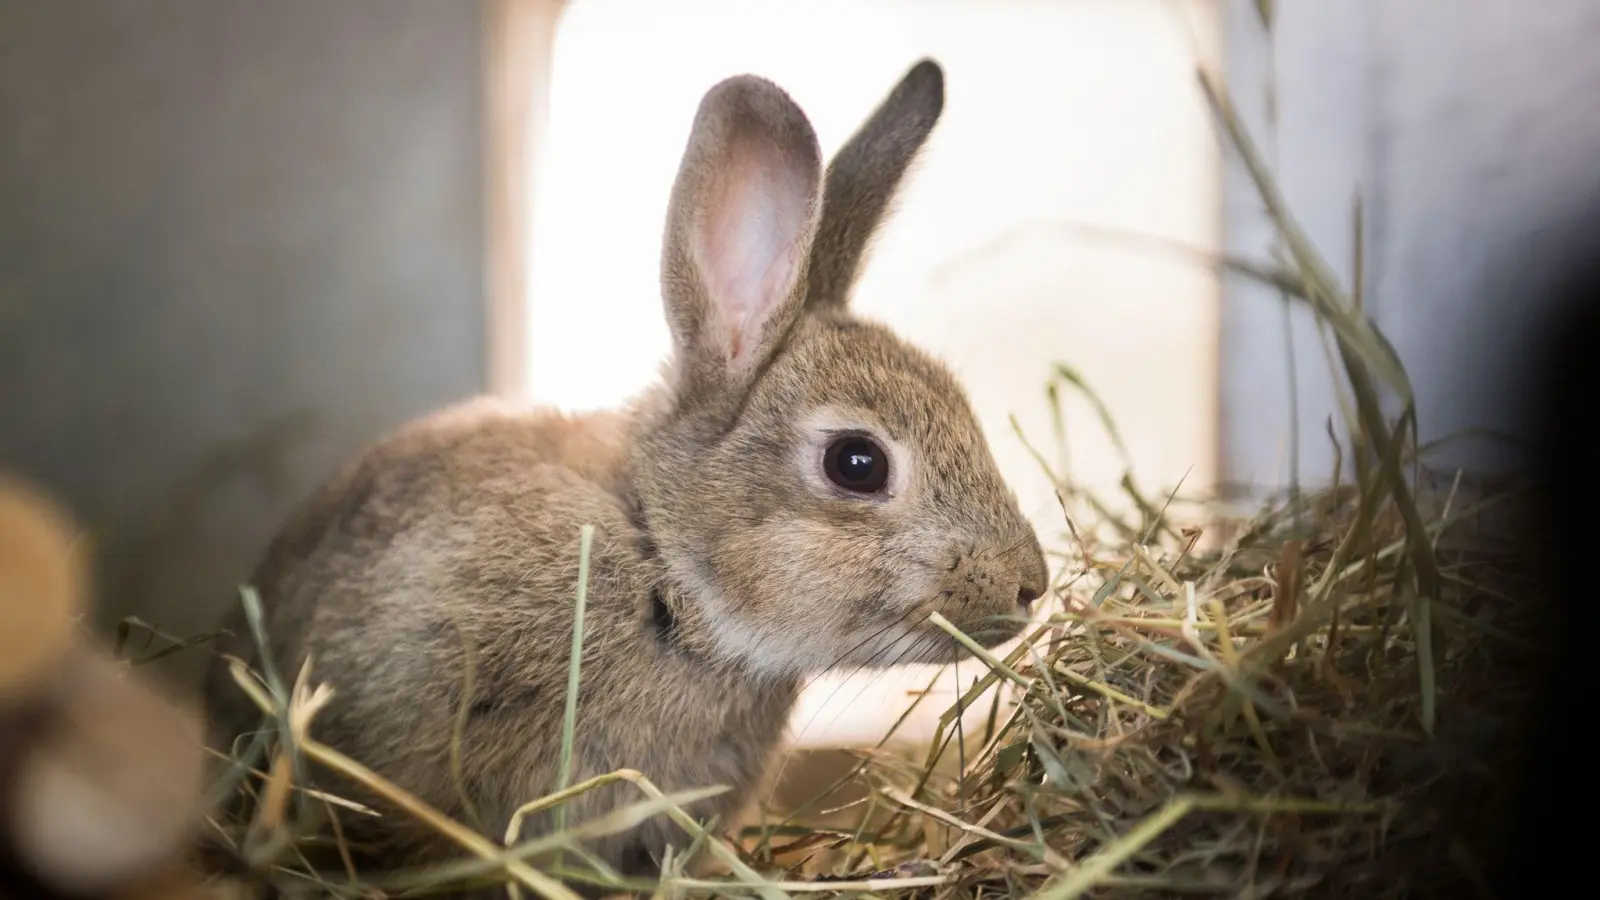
[0,0,489,685]
[1219,0,1600,492]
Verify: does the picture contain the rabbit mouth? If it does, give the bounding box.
[846,607,1027,669]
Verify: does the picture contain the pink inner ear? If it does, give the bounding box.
[696,134,812,361]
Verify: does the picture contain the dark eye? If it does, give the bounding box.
[823,436,890,494]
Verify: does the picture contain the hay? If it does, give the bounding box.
[174,40,1536,900]
[737,465,1530,899]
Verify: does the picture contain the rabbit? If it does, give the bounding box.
[0,475,210,900]
[201,57,1049,891]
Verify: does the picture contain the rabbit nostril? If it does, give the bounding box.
[1017,584,1041,611]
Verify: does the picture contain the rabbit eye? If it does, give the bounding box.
[823,437,889,494]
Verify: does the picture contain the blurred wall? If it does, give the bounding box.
[1220,0,1600,491]
[0,0,489,685]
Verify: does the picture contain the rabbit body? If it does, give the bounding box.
[209,398,798,872]
[204,59,1049,883]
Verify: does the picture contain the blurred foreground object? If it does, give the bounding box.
[0,475,212,899]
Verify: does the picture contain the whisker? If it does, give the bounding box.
[990,535,1041,562]
[798,604,924,697]
[790,625,929,750]
[766,629,933,805]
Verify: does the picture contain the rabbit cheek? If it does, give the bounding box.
[706,520,898,674]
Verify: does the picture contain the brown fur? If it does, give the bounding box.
[202,59,1048,889]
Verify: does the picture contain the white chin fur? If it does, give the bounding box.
[845,624,941,670]
[694,584,819,676]
[695,583,933,678]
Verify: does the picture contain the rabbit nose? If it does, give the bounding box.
[1017,583,1041,614]
[1013,530,1048,613]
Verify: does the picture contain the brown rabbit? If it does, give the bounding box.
[202,59,1048,889]
[0,476,210,900]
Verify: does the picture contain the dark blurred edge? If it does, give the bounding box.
[1484,207,1597,896]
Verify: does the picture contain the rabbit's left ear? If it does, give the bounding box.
[660,74,824,402]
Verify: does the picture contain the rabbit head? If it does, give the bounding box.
[632,60,1049,678]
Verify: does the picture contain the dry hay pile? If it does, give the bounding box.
[738,461,1534,899]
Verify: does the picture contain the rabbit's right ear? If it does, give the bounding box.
[660,75,824,403]
[806,59,945,312]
